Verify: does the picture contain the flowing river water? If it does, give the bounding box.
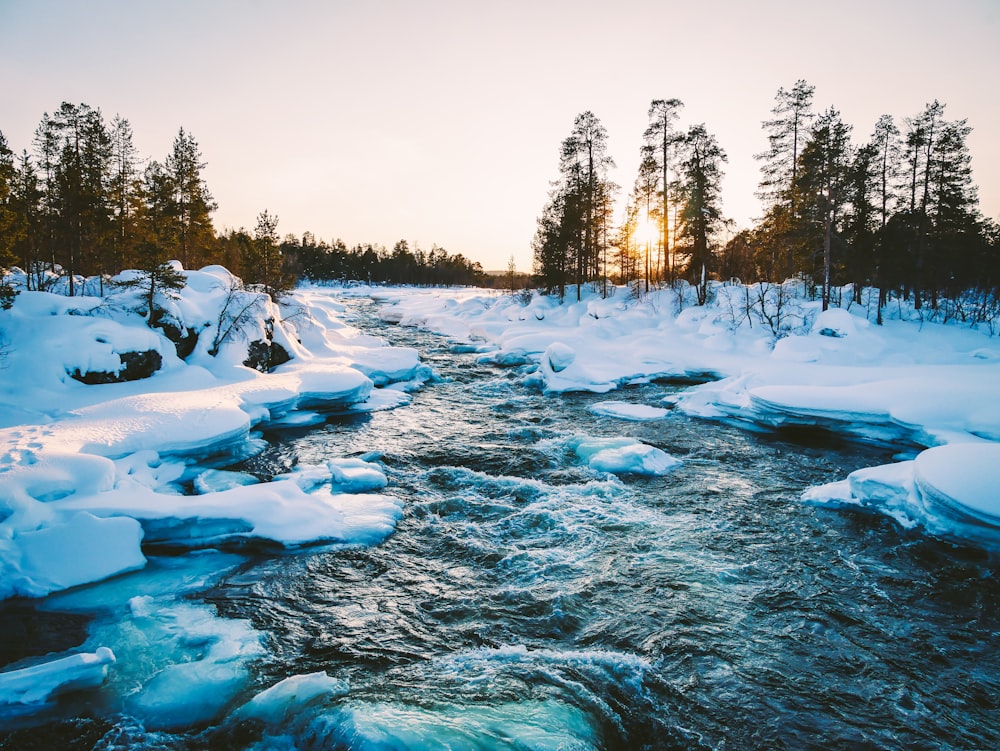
[3,295,1000,750]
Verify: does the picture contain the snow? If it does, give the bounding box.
[914,443,1000,522]
[0,267,423,601]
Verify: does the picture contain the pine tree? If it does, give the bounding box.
[108,115,141,277]
[843,142,878,303]
[35,103,112,294]
[796,107,853,309]
[0,132,17,270]
[626,144,661,292]
[165,128,216,269]
[248,209,295,301]
[120,241,187,325]
[756,80,815,279]
[643,99,684,282]
[533,112,616,300]
[674,124,728,304]
[10,151,43,289]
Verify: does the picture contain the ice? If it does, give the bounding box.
[590,401,669,421]
[804,443,1000,548]
[328,457,389,492]
[566,436,681,476]
[236,672,349,725]
[319,699,601,751]
[0,647,116,711]
[193,468,260,494]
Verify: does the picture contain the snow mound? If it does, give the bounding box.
[914,443,1000,525]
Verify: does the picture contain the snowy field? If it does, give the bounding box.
[1,268,999,729]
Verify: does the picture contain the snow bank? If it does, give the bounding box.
[804,442,1000,549]
[0,267,424,601]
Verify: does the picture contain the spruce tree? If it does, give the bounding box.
[643,99,684,282]
[674,124,728,304]
[165,128,216,269]
[756,80,815,279]
[796,107,853,309]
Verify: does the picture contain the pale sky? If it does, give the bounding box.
[2,0,998,271]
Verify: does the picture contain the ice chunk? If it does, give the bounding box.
[0,647,116,709]
[567,436,681,476]
[320,699,601,751]
[236,672,348,725]
[118,596,265,730]
[328,457,388,492]
[590,401,668,421]
[193,469,260,494]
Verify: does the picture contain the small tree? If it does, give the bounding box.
[247,209,295,301]
[118,241,187,325]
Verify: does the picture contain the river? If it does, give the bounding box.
[3,294,1000,750]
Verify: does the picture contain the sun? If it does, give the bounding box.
[635,214,659,247]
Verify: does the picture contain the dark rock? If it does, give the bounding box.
[243,340,292,373]
[157,321,199,359]
[71,349,163,384]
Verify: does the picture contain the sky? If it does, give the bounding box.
[1,0,998,271]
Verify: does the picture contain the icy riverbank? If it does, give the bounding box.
[365,281,1000,549]
[0,269,431,724]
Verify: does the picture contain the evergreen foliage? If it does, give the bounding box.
[532,111,617,300]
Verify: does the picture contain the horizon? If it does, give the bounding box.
[2,0,998,272]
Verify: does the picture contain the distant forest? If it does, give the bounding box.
[534,81,1000,323]
[0,102,490,299]
[3,87,999,318]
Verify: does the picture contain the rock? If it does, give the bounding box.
[70,350,163,384]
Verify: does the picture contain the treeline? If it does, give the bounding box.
[0,101,486,300]
[285,235,488,287]
[534,82,1000,321]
